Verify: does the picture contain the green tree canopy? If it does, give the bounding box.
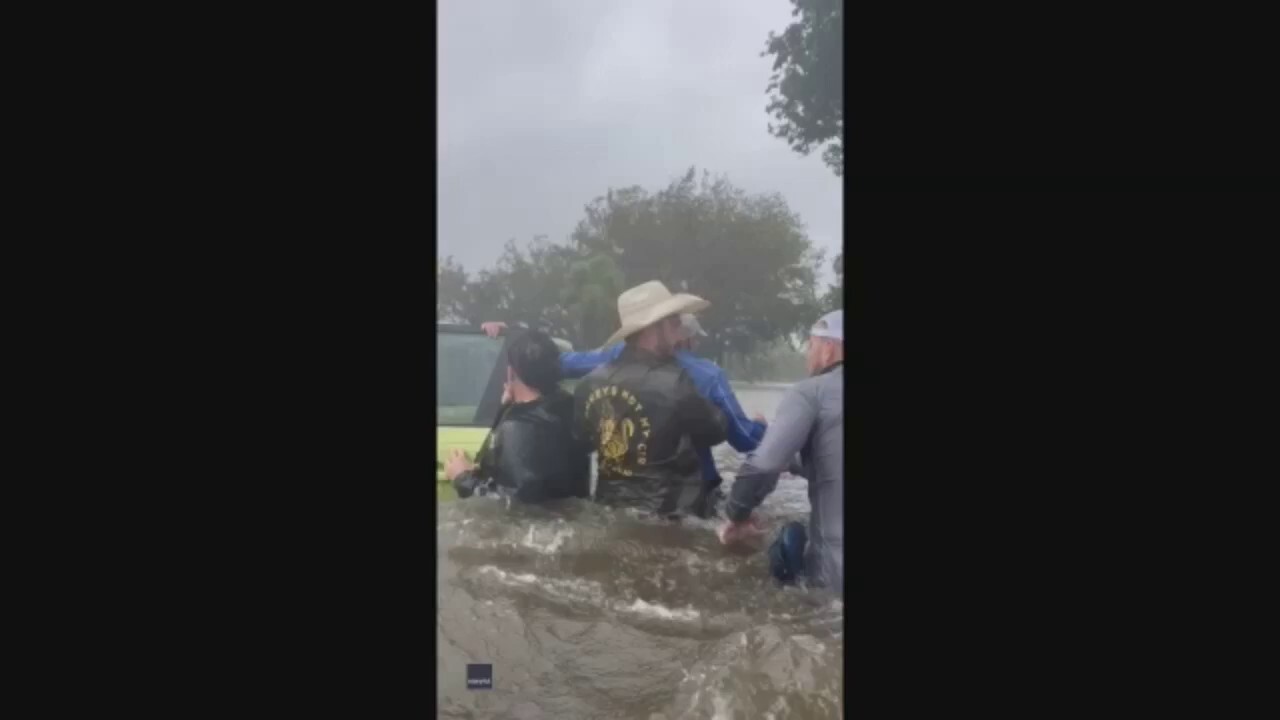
[436,256,470,322]
[453,236,576,336]
[438,168,826,361]
[569,167,824,361]
[561,251,626,348]
[822,252,843,310]
[763,0,844,176]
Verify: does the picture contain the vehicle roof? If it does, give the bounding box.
[437,323,573,350]
[436,323,486,334]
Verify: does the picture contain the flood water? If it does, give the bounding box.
[437,385,843,719]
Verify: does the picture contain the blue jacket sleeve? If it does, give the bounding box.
[706,371,768,453]
[671,352,766,453]
[560,343,624,379]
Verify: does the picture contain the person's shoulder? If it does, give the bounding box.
[800,371,837,389]
[572,373,598,400]
[675,353,729,391]
[791,369,841,400]
[582,363,613,381]
[815,366,843,389]
[536,389,575,419]
[783,375,825,402]
[666,357,702,386]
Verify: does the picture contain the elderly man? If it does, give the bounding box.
[719,310,844,594]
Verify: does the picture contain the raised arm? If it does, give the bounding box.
[705,370,768,452]
[673,353,766,452]
[724,385,818,522]
[560,342,625,379]
[482,321,623,380]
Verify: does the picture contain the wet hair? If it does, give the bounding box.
[506,330,562,395]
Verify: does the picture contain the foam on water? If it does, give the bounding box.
[710,690,733,719]
[520,521,574,554]
[616,598,701,622]
[475,565,607,607]
[438,384,842,719]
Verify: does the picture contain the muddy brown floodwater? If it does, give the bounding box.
[437,385,843,719]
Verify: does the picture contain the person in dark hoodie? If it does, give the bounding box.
[443,330,590,502]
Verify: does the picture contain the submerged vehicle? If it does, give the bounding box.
[436,323,573,500]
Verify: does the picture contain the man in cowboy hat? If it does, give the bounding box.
[480,313,768,514]
[719,310,845,594]
[570,280,729,518]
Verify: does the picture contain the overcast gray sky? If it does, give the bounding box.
[438,0,842,285]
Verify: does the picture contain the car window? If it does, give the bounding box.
[438,331,505,426]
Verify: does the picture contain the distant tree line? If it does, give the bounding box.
[437,167,843,366]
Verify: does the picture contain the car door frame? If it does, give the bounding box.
[436,324,510,428]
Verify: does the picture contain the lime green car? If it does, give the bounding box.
[436,324,574,500]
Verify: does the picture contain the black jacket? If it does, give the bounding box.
[573,346,727,517]
[452,389,590,503]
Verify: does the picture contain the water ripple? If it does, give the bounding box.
[437,386,842,719]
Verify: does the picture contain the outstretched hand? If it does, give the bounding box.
[480,321,507,338]
[718,515,766,546]
[443,448,474,482]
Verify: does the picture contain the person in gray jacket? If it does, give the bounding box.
[719,310,844,594]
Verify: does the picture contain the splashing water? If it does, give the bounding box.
[437,386,843,719]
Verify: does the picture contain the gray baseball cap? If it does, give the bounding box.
[679,313,708,338]
[810,310,843,341]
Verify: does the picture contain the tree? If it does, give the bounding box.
[561,251,626,349]
[438,169,828,359]
[436,256,470,322]
[453,236,576,335]
[570,167,824,363]
[763,0,843,176]
[822,252,843,310]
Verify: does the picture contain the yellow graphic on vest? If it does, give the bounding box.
[599,402,632,463]
[585,385,652,477]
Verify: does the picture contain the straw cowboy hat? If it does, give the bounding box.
[601,281,710,347]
